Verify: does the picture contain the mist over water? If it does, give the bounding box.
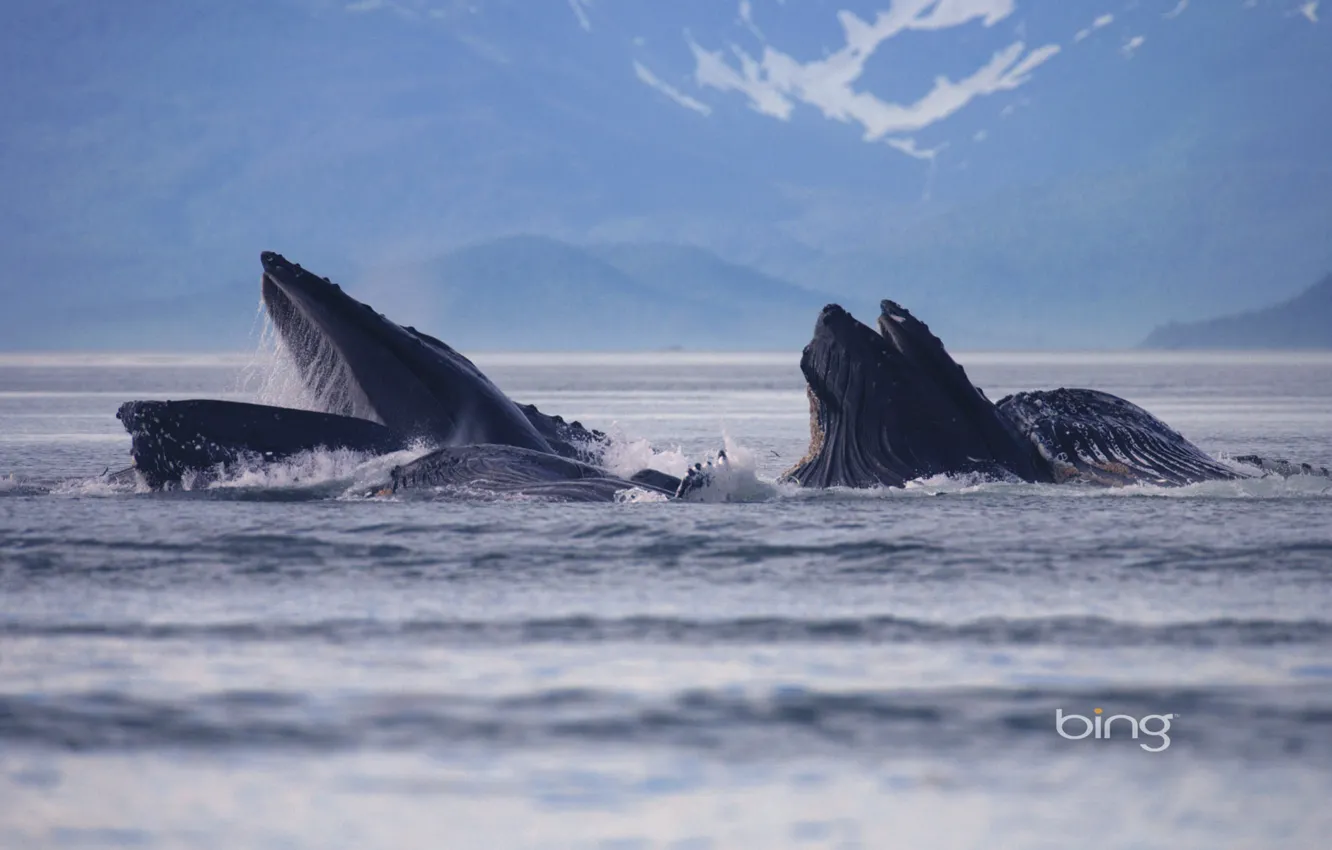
[2,351,1331,848]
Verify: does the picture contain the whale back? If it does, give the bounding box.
[385,444,673,502]
[995,388,1243,486]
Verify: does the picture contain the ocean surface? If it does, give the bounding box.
[2,350,1331,849]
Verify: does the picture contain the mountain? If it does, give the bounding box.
[774,165,1332,348]
[588,242,820,310]
[17,284,260,351]
[2,1,1331,349]
[1142,274,1332,349]
[14,237,826,351]
[330,236,826,351]
[357,236,825,350]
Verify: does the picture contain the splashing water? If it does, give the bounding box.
[233,310,306,408]
[202,445,432,496]
[203,320,1332,504]
[50,474,145,497]
[614,487,672,504]
[233,310,368,418]
[676,434,781,503]
[598,426,692,479]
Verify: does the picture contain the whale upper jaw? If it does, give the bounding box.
[258,251,550,450]
[259,251,432,429]
[784,302,1053,488]
[799,304,885,418]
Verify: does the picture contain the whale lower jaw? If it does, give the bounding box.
[117,400,409,489]
[113,253,617,493]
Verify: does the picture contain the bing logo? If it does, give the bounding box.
[1055,707,1174,752]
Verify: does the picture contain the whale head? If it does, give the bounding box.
[259,251,549,450]
[783,301,1052,488]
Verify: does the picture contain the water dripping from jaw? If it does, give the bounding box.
[231,307,359,416]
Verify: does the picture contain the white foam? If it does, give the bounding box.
[194,444,433,495]
[615,487,671,504]
[741,461,1332,502]
[1087,474,1332,499]
[679,434,780,503]
[234,311,373,418]
[234,314,323,411]
[904,471,1006,494]
[805,472,1332,501]
[593,426,784,502]
[599,426,692,479]
[49,473,144,497]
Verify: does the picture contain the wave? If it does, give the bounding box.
[598,428,692,479]
[12,421,1330,503]
[5,614,1330,648]
[194,445,1332,503]
[0,473,42,497]
[3,683,1328,758]
[201,444,431,497]
[22,444,434,501]
[771,471,1332,500]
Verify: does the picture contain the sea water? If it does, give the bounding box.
[1,351,1331,849]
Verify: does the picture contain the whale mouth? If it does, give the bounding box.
[800,304,887,419]
[785,304,903,488]
[257,251,546,449]
[260,252,381,422]
[783,301,1052,488]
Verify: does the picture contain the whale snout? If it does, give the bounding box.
[260,250,290,275]
[260,250,343,303]
[814,303,855,331]
[810,304,886,358]
[799,304,885,416]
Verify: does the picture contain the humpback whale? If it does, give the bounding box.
[117,399,410,490]
[783,301,1327,489]
[782,302,1052,488]
[381,445,681,502]
[258,252,601,459]
[114,251,1325,497]
[115,252,678,500]
[995,389,1245,486]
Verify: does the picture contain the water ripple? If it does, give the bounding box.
[3,615,1329,648]
[3,685,1329,759]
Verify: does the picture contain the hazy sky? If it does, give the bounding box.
[1,0,1329,347]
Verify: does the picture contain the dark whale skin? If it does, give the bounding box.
[783,302,1052,488]
[1000,388,1269,486]
[115,253,614,490]
[782,298,1324,489]
[259,251,551,451]
[117,399,409,489]
[384,444,677,502]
